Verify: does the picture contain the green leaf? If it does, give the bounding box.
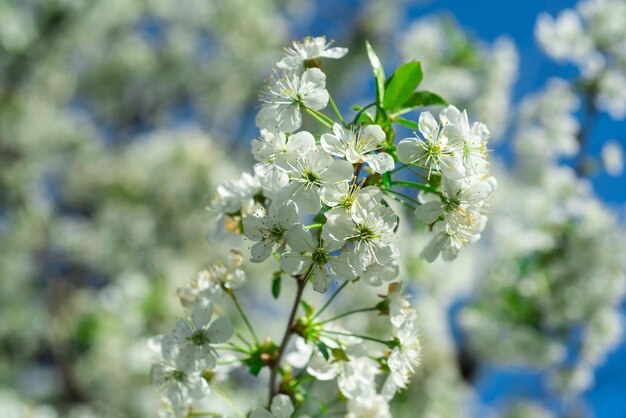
[365,41,385,106]
[383,61,423,111]
[393,116,420,130]
[316,342,330,361]
[301,300,314,317]
[246,358,265,376]
[271,272,281,299]
[393,91,448,116]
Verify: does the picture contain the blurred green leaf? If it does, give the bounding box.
[365,41,385,107]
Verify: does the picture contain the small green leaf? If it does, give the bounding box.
[393,116,420,130]
[383,61,423,111]
[393,91,448,116]
[301,300,314,317]
[365,41,386,106]
[246,358,264,376]
[316,342,330,361]
[271,272,281,299]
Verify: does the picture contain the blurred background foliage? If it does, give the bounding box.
[0,0,624,417]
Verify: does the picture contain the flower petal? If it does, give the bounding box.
[206,316,234,343]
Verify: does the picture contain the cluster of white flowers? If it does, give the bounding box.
[459,49,626,393]
[536,0,626,119]
[397,106,497,261]
[149,255,244,416]
[514,79,580,174]
[161,35,496,418]
[283,283,421,417]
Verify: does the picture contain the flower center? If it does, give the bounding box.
[172,370,186,382]
[356,224,379,241]
[190,330,209,346]
[312,248,329,265]
[303,170,320,184]
[264,225,287,242]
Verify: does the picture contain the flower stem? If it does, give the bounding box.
[390,162,429,174]
[319,330,391,346]
[303,107,334,129]
[312,281,349,320]
[318,306,379,324]
[307,223,323,229]
[383,192,417,212]
[391,180,439,195]
[268,267,312,405]
[351,102,376,125]
[328,95,344,125]
[227,290,259,345]
[383,189,421,205]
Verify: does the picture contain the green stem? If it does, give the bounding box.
[384,189,421,205]
[391,180,439,195]
[307,223,323,229]
[226,341,251,354]
[319,306,379,324]
[351,102,376,125]
[303,107,334,129]
[384,193,417,212]
[227,290,259,345]
[319,330,391,346]
[328,95,344,125]
[390,162,429,174]
[215,345,248,354]
[312,281,349,320]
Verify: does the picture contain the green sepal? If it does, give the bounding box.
[382,172,391,190]
[271,271,282,299]
[301,300,314,317]
[316,342,330,361]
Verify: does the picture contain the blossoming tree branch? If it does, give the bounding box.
[149,36,496,418]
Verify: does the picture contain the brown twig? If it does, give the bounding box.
[267,270,310,405]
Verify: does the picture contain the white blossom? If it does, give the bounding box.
[257,68,329,133]
[277,147,353,214]
[601,139,624,176]
[252,130,315,194]
[149,334,209,418]
[345,395,391,418]
[243,200,299,262]
[250,394,295,418]
[173,301,234,370]
[206,172,261,242]
[322,203,399,274]
[278,36,348,71]
[321,123,394,173]
[280,224,357,292]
